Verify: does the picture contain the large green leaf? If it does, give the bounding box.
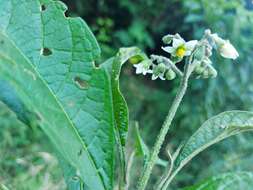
[182,172,253,190]
[0,0,113,189]
[0,1,150,189]
[174,111,253,169]
[160,111,253,189]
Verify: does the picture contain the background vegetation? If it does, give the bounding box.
[1,0,253,189]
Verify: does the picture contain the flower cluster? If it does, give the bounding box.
[132,29,239,81]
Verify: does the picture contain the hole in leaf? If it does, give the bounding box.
[41,4,46,11]
[94,61,100,68]
[78,149,82,156]
[36,113,42,121]
[64,10,70,17]
[74,77,89,90]
[41,48,52,56]
[72,176,80,181]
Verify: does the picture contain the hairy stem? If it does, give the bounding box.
[137,63,192,190]
[115,129,127,190]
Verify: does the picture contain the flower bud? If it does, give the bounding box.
[165,69,176,80]
[205,44,213,57]
[162,34,174,44]
[129,55,144,64]
[211,33,224,46]
[219,41,239,60]
[202,57,212,66]
[194,65,205,75]
[152,63,166,80]
[202,70,209,78]
[194,46,205,61]
[210,34,239,60]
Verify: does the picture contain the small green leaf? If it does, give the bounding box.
[175,111,253,171]
[102,47,149,186]
[110,47,148,147]
[134,122,150,158]
[182,172,253,190]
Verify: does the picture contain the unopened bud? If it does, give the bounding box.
[165,69,176,80]
[162,34,174,44]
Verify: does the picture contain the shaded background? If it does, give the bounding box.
[1,0,253,189]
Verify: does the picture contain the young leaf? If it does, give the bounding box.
[174,111,253,172]
[134,122,149,158]
[182,172,253,190]
[134,122,167,167]
[103,47,148,147]
[102,47,149,186]
[0,0,113,189]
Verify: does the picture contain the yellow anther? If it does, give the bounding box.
[176,46,186,58]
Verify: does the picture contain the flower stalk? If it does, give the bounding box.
[137,60,194,190]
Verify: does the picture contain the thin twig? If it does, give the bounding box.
[156,144,184,190]
[156,148,174,189]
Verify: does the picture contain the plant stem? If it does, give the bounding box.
[137,63,192,190]
[160,167,181,190]
[156,148,174,189]
[115,129,127,190]
[126,151,136,190]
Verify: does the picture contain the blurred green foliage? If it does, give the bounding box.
[0,103,65,189]
[1,0,253,189]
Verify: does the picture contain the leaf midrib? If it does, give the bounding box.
[0,29,105,187]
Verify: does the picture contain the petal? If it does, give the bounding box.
[185,50,192,56]
[133,64,138,68]
[152,75,158,80]
[136,66,144,74]
[143,70,151,75]
[133,64,141,69]
[173,38,185,48]
[162,46,174,53]
[159,75,166,80]
[185,40,198,51]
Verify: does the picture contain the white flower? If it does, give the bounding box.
[219,41,239,60]
[133,60,152,75]
[162,37,198,58]
[210,33,239,60]
[151,63,166,80]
